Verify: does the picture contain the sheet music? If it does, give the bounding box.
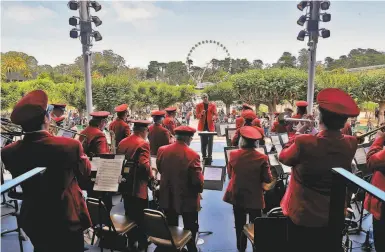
[265,144,273,153]
[115,155,125,160]
[151,156,157,168]
[204,167,223,181]
[228,129,236,139]
[255,147,266,155]
[280,163,292,174]
[268,154,279,166]
[364,147,370,154]
[219,125,227,135]
[90,157,101,171]
[275,145,283,155]
[271,135,281,145]
[93,158,124,192]
[280,133,289,144]
[355,148,367,165]
[57,129,75,138]
[226,149,237,162]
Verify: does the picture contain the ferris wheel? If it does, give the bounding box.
[186,40,232,86]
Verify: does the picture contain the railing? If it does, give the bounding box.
[1,167,46,194]
[328,168,385,249]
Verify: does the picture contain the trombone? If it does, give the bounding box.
[50,124,87,140]
[355,124,385,144]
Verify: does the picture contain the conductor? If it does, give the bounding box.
[196,93,218,161]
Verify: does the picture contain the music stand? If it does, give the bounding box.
[198,131,217,165]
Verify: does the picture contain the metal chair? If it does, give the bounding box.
[86,197,136,252]
[242,207,288,252]
[142,209,193,252]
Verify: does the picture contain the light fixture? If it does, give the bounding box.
[297,1,308,11]
[91,16,102,26]
[297,30,307,41]
[69,17,78,26]
[90,1,102,12]
[320,29,330,38]
[70,28,79,39]
[92,31,102,41]
[320,1,330,10]
[297,15,307,26]
[67,1,79,11]
[321,13,331,22]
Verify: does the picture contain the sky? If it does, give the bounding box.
[1,1,385,68]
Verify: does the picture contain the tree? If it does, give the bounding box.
[354,70,385,124]
[274,52,297,68]
[177,85,195,104]
[325,48,385,70]
[148,83,180,109]
[204,81,238,114]
[147,61,160,80]
[1,82,21,110]
[297,48,308,70]
[165,61,189,85]
[252,59,264,69]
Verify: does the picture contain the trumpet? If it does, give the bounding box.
[355,124,385,144]
[50,124,87,140]
[278,113,318,124]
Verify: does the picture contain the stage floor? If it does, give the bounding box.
[1,139,376,252]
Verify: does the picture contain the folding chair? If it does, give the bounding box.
[142,209,193,251]
[242,208,288,252]
[86,198,136,252]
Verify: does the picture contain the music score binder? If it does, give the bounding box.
[203,165,226,191]
[90,154,125,192]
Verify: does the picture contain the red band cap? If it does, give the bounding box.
[242,103,253,110]
[241,110,257,120]
[151,110,166,116]
[296,101,308,107]
[11,90,48,126]
[252,118,261,127]
[317,88,360,117]
[240,126,262,140]
[165,107,177,113]
[174,126,196,135]
[115,104,128,112]
[90,111,110,118]
[133,120,151,127]
[51,103,67,108]
[54,116,65,123]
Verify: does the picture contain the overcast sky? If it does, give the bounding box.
[1,1,385,68]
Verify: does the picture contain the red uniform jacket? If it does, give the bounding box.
[364,136,385,220]
[117,134,153,200]
[231,126,265,146]
[271,121,288,134]
[196,102,218,132]
[279,130,357,227]
[156,141,204,213]
[163,116,176,135]
[148,123,171,156]
[235,117,245,129]
[341,122,352,136]
[1,131,92,233]
[79,126,109,156]
[223,148,272,209]
[109,118,131,147]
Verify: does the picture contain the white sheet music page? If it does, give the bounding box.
[271,135,281,145]
[280,133,289,144]
[355,148,367,165]
[90,157,101,171]
[93,158,124,192]
[268,154,279,166]
[275,145,283,155]
[204,167,223,181]
[151,156,157,168]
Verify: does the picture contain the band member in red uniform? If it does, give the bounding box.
[148,110,171,155]
[1,90,91,252]
[196,93,218,160]
[117,120,153,251]
[163,107,177,135]
[109,104,131,148]
[365,131,385,252]
[232,110,265,146]
[53,116,66,127]
[224,126,272,252]
[251,117,265,143]
[288,101,308,136]
[235,104,253,129]
[156,126,204,252]
[48,103,66,135]
[279,88,360,252]
[341,121,353,136]
[271,112,288,133]
[79,111,110,156]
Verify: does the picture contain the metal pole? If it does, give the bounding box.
[79,0,93,119]
[306,0,320,115]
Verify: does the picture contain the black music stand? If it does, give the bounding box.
[198,131,217,165]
